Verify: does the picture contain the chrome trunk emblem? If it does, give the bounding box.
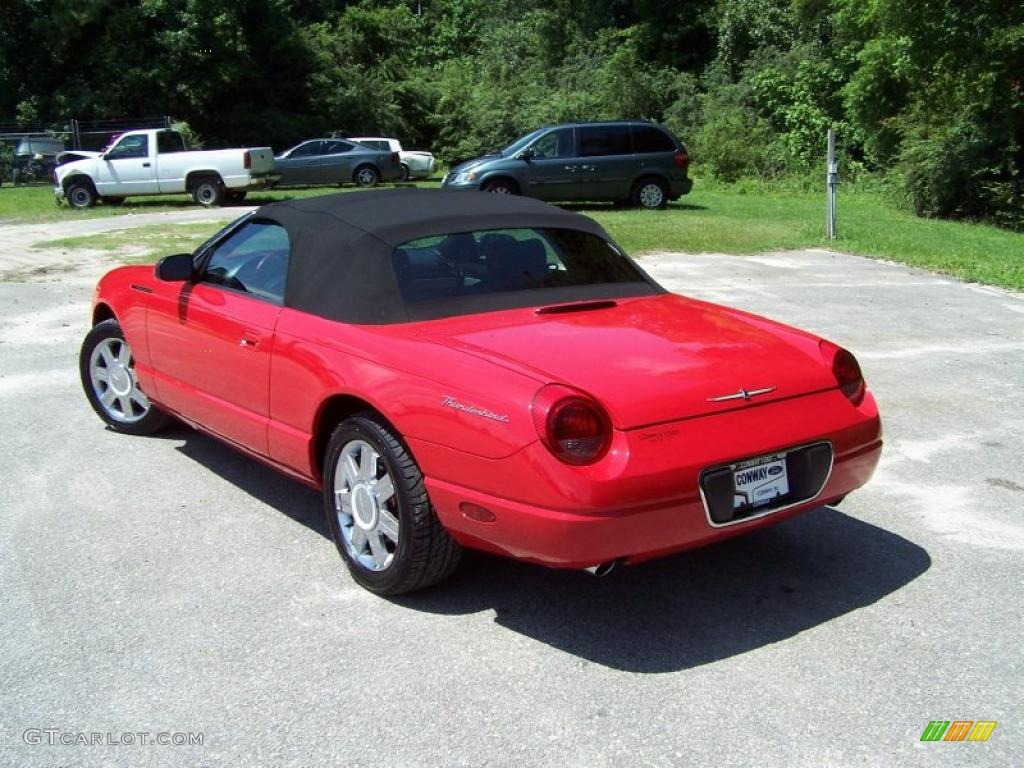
[706,386,777,403]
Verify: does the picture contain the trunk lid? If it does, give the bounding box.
[422,294,836,429]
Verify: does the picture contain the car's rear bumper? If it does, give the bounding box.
[426,439,879,569]
[669,177,693,199]
[416,389,882,570]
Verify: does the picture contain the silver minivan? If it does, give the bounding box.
[442,120,692,209]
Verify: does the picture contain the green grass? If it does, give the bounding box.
[7,177,1023,290]
[34,222,225,263]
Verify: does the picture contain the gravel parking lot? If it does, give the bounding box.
[1,216,1021,767]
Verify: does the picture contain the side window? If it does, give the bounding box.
[157,132,187,154]
[107,135,149,160]
[201,221,290,303]
[578,126,632,157]
[290,141,322,158]
[632,125,676,153]
[530,128,574,159]
[324,141,353,154]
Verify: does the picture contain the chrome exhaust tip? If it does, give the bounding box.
[583,559,620,578]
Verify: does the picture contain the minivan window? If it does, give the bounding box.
[632,125,676,153]
[501,128,547,157]
[578,125,632,157]
[530,128,574,159]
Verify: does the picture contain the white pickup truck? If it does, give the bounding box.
[54,129,278,208]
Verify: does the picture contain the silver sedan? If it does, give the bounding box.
[274,139,403,188]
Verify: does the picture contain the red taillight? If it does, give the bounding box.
[243,150,251,170]
[674,150,689,171]
[820,340,865,405]
[532,385,612,465]
[390,152,400,164]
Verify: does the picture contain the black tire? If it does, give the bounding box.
[79,319,170,435]
[353,165,380,188]
[400,163,411,182]
[66,181,97,209]
[190,176,225,207]
[323,413,461,595]
[103,196,126,206]
[631,177,668,210]
[482,178,517,195]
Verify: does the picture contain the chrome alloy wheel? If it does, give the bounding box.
[638,182,665,209]
[88,337,150,424]
[333,439,400,571]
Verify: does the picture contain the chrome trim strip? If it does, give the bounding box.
[698,440,835,529]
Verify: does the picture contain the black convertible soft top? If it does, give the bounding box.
[255,189,656,323]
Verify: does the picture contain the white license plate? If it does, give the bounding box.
[732,453,789,509]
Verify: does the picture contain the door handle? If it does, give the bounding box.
[239,334,261,349]
[142,162,151,167]
[563,165,577,172]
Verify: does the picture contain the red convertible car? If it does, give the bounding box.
[80,190,882,594]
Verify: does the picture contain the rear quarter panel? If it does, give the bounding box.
[267,309,545,481]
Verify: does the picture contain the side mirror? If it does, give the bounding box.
[155,253,195,282]
[515,149,534,162]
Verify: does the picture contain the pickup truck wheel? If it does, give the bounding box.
[354,165,379,188]
[323,414,461,595]
[103,196,125,207]
[191,177,225,207]
[400,163,410,181]
[80,319,170,435]
[67,182,97,209]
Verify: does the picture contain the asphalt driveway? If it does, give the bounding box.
[0,236,1020,766]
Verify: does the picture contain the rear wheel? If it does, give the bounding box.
[354,165,379,188]
[323,414,461,595]
[79,319,170,435]
[191,176,225,207]
[631,177,667,210]
[66,181,97,209]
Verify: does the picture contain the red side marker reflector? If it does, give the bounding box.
[460,502,496,523]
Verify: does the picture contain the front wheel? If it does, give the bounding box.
[79,319,170,435]
[323,414,461,595]
[482,179,517,195]
[354,165,380,188]
[66,182,97,209]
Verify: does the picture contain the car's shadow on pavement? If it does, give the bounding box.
[399,508,929,673]
[163,426,330,539]
[164,426,928,674]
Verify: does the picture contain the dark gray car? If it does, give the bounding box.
[442,121,692,209]
[274,139,403,188]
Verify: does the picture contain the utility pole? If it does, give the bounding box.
[826,128,837,240]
